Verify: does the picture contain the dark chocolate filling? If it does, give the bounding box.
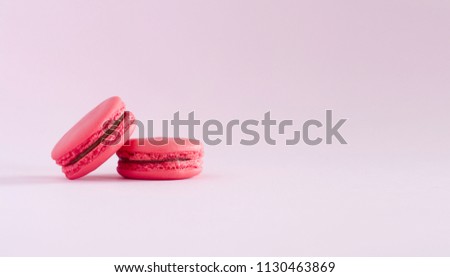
[68,113,125,165]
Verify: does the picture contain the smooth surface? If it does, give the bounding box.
[117,137,203,156]
[1,0,450,256]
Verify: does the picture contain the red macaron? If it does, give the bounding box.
[116,138,204,180]
[51,96,135,179]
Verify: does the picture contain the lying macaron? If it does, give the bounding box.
[116,138,204,180]
[52,96,135,179]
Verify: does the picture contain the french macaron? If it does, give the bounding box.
[116,138,204,180]
[52,96,135,179]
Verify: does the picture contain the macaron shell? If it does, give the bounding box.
[117,165,202,180]
[117,137,203,158]
[51,96,125,162]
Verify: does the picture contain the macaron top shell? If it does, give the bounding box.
[51,96,125,163]
[117,138,203,160]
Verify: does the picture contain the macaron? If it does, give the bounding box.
[52,96,135,179]
[116,138,204,180]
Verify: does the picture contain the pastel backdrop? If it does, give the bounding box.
[0,0,449,256]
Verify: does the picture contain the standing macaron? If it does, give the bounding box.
[116,138,204,180]
[51,96,135,179]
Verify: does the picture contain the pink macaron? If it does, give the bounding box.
[116,138,204,180]
[52,96,135,179]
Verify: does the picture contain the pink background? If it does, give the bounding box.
[1,0,449,256]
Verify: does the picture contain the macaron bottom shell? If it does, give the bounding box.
[117,165,202,180]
